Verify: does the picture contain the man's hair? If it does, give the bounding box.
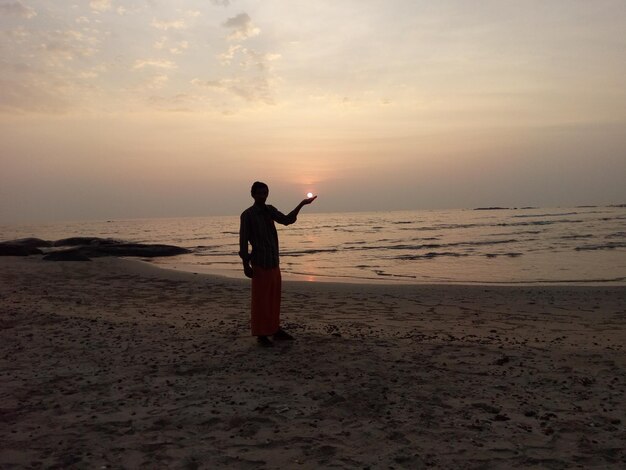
[251,181,268,194]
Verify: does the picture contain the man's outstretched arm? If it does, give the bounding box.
[274,195,317,225]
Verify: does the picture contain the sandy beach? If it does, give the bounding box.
[1,256,625,469]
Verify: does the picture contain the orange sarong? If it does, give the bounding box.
[251,265,281,336]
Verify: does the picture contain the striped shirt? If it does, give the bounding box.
[239,204,297,268]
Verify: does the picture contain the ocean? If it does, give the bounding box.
[2,206,626,285]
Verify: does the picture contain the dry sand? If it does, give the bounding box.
[1,256,625,469]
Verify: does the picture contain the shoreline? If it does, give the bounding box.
[1,256,625,468]
[147,257,626,288]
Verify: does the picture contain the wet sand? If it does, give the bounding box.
[1,256,625,469]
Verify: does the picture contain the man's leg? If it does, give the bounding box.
[251,265,281,337]
[270,268,294,341]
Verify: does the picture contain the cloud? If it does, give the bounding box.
[3,25,30,41]
[77,70,99,79]
[154,36,167,50]
[205,34,281,107]
[0,1,37,19]
[145,93,194,112]
[191,78,229,88]
[222,13,259,41]
[89,0,111,13]
[169,41,188,55]
[0,63,71,114]
[191,74,273,105]
[151,18,186,31]
[218,44,241,64]
[0,79,70,113]
[240,48,281,72]
[133,59,177,69]
[211,0,231,6]
[145,74,169,90]
[218,44,281,70]
[154,37,189,54]
[40,30,100,62]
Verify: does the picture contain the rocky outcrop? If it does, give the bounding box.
[1,236,190,260]
[0,238,50,256]
[53,237,120,247]
[42,250,92,261]
[0,244,42,256]
[58,243,190,258]
[42,242,190,261]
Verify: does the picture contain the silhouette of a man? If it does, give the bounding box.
[239,181,317,347]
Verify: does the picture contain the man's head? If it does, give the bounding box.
[251,181,269,205]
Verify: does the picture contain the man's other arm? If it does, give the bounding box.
[239,212,253,278]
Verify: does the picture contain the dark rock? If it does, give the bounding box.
[3,237,52,248]
[6,235,190,260]
[82,243,190,257]
[53,237,120,247]
[53,237,190,257]
[0,244,43,256]
[0,237,51,256]
[44,242,190,260]
[43,250,91,261]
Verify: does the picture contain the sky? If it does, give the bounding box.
[1,0,625,223]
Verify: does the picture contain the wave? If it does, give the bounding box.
[484,230,544,237]
[512,211,580,218]
[606,232,626,239]
[397,218,587,232]
[396,252,468,260]
[400,223,484,231]
[282,248,340,257]
[373,270,417,278]
[497,219,585,227]
[559,234,594,239]
[575,242,626,251]
[484,252,523,258]
[344,238,520,252]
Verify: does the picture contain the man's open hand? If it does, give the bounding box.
[301,195,317,205]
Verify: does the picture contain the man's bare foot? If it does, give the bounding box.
[257,336,274,347]
[273,329,294,341]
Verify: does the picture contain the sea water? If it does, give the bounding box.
[2,207,625,285]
